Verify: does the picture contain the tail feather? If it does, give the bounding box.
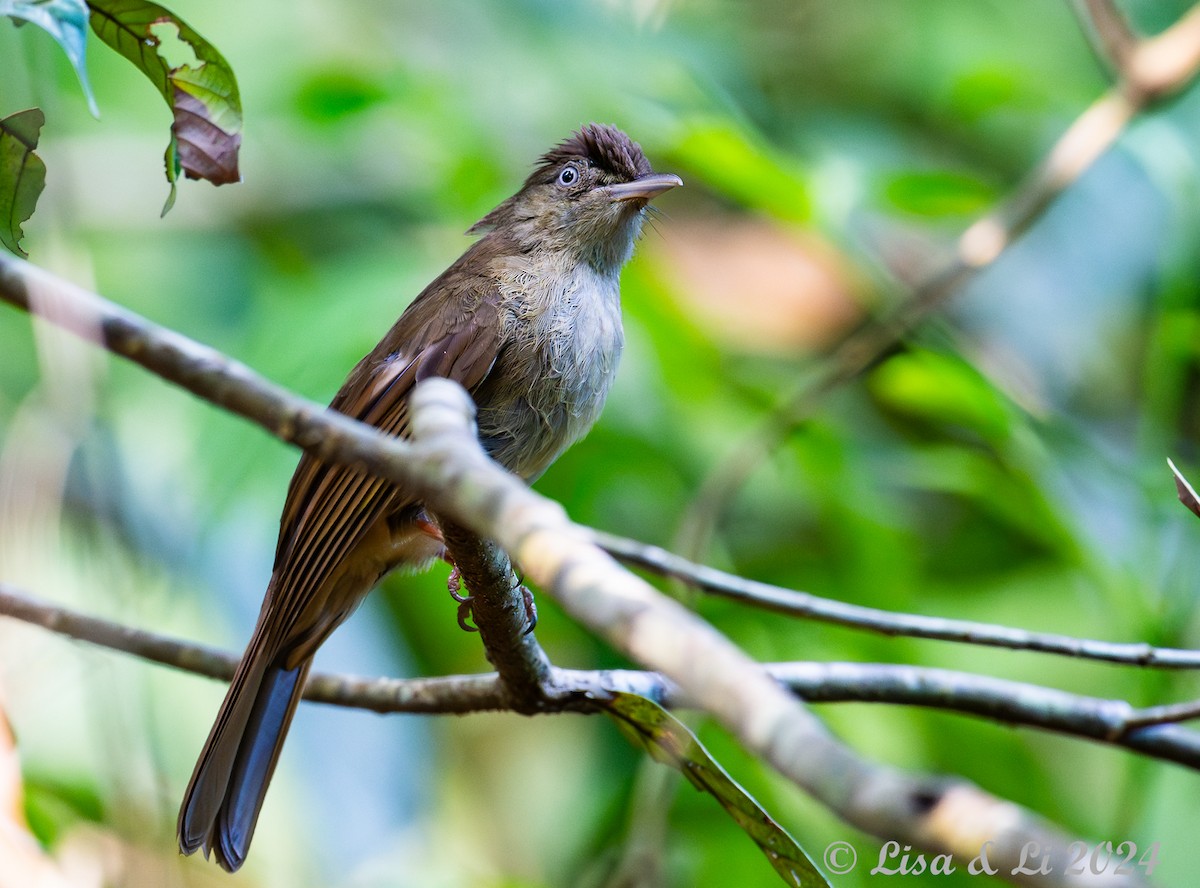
[178,650,311,872]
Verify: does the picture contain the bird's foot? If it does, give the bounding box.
[447,564,537,635]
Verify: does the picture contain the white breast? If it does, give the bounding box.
[478,254,625,480]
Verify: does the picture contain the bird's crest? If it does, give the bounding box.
[531,123,651,183]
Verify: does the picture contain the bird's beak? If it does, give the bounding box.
[605,172,684,203]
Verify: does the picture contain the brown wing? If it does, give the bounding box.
[260,245,505,658]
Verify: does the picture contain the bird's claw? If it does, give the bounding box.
[456,597,479,632]
[447,565,469,602]
[447,565,478,631]
[519,583,538,635]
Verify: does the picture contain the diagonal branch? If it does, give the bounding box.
[1074,0,1200,101]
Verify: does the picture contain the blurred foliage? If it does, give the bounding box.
[1,0,94,114]
[2,0,1200,886]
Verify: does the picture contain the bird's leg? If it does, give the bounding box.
[413,511,479,632]
[424,509,534,635]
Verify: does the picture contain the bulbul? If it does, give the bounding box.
[177,123,681,870]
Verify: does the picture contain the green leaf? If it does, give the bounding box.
[87,0,241,210]
[3,0,98,115]
[949,67,1021,123]
[24,772,106,846]
[869,348,1013,441]
[0,108,47,258]
[602,692,831,888]
[294,68,389,123]
[882,170,996,218]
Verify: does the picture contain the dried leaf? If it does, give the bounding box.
[87,0,241,210]
[0,108,47,258]
[603,692,831,888]
[2,0,97,115]
[1168,458,1200,520]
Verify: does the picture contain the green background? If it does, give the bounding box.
[2,0,1200,885]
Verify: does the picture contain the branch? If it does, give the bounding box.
[1073,0,1138,74]
[762,661,1200,770]
[676,1,1200,560]
[6,582,1200,772]
[1075,0,1200,101]
[0,259,1146,884]
[1128,4,1200,100]
[596,530,1200,668]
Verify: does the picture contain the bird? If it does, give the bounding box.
[177,123,682,870]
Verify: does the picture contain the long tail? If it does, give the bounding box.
[177,641,311,872]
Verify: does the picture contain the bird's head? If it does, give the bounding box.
[471,123,682,273]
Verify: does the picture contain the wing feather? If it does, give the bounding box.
[260,259,504,660]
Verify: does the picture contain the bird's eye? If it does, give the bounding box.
[557,165,580,186]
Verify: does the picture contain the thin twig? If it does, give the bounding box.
[596,530,1200,668]
[1072,0,1138,75]
[1122,699,1200,730]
